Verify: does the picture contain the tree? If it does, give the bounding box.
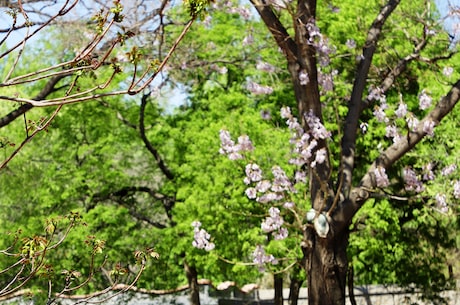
[212,1,459,304]
[1,1,460,305]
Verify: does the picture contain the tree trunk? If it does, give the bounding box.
[288,272,303,305]
[306,228,349,305]
[184,260,200,305]
[274,273,283,305]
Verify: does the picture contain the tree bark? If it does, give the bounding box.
[288,272,303,305]
[307,228,349,305]
[184,260,200,305]
[274,273,283,305]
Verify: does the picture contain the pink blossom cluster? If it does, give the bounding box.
[363,87,437,139]
[191,221,215,251]
[256,61,276,73]
[281,106,331,169]
[435,194,448,213]
[219,130,254,160]
[246,81,274,95]
[261,207,288,240]
[305,19,334,67]
[252,245,278,272]
[242,163,292,240]
[402,167,424,193]
[453,180,460,199]
[318,69,337,93]
[374,166,390,188]
[244,163,293,205]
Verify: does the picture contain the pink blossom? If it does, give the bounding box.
[274,227,288,240]
[395,102,408,118]
[252,245,278,272]
[311,148,327,168]
[299,70,309,85]
[318,69,336,92]
[453,180,460,199]
[192,222,215,251]
[255,180,272,193]
[373,106,388,123]
[257,192,283,203]
[280,106,292,119]
[256,61,276,73]
[422,119,435,137]
[219,130,253,160]
[243,34,254,46]
[261,207,288,240]
[418,90,432,110]
[435,193,448,213]
[403,167,424,193]
[406,114,419,131]
[374,166,390,188]
[305,111,331,139]
[441,164,457,176]
[294,170,307,183]
[245,187,257,199]
[245,163,263,183]
[346,39,356,49]
[368,86,386,103]
[271,166,293,192]
[423,163,435,181]
[246,81,273,95]
[237,135,254,152]
[443,66,453,77]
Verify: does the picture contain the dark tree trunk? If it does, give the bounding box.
[306,228,349,305]
[184,260,200,305]
[274,273,283,305]
[288,271,303,305]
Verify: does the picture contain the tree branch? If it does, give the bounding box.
[139,93,174,180]
[91,186,176,228]
[0,74,70,128]
[337,78,460,230]
[340,0,400,197]
[249,0,297,62]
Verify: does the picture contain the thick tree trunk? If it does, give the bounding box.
[274,273,283,305]
[184,260,200,305]
[307,228,349,305]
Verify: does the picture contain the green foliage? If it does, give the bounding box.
[0,0,459,302]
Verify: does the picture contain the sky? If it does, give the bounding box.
[1,0,460,110]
